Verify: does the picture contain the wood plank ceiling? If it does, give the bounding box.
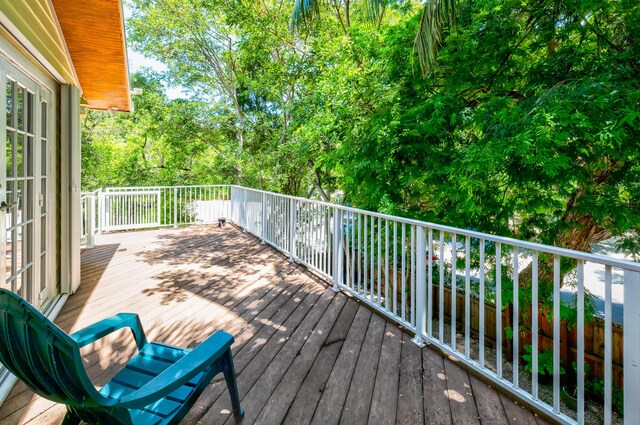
[52,0,132,112]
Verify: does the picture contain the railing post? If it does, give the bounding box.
[227,186,231,221]
[331,207,343,292]
[412,225,427,347]
[80,196,86,245]
[228,186,233,222]
[98,189,106,234]
[94,189,100,235]
[242,188,247,231]
[261,192,267,243]
[229,186,235,224]
[624,269,640,425]
[173,187,178,228]
[86,194,95,248]
[289,198,296,262]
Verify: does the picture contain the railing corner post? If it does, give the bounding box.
[242,188,247,232]
[261,192,267,244]
[87,194,95,248]
[411,225,427,348]
[331,207,342,293]
[97,188,104,234]
[624,269,640,425]
[289,199,296,263]
[173,187,178,228]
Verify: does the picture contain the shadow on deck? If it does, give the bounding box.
[0,225,550,424]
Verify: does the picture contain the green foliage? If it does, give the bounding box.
[522,345,565,377]
[82,72,229,189]
[588,378,624,415]
[325,0,640,258]
[503,326,513,340]
[109,0,640,267]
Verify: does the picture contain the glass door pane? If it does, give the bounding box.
[4,78,35,302]
[1,60,54,310]
[38,98,51,306]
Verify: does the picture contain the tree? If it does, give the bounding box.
[82,72,229,189]
[118,0,640,267]
[129,0,247,182]
[128,0,345,197]
[329,0,640,262]
[290,0,458,75]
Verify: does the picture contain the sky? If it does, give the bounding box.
[124,5,189,100]
[127,51,189,99]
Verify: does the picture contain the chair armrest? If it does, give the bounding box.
[119,331,233,409]
[70,313,148,349]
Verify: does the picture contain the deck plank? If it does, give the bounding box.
[195,284,331,424]
[0,225,555,425]
[468,374,509,425]
[182,270,314,424]
[282,299,359,425]
[217,287,337,425]
[252,294,348,424]
[443,356,481,425]
[339,313,386,425]
[368,322,402,425]
[499,391,548,425]
[422,346,452,425]
[309,306,372,425]
[396,332,425,425]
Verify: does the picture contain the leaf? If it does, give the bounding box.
[414,0,458,76]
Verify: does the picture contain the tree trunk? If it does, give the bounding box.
[310,162,330,202]
[553,213,612,253]
[517,213,612,295]
[234,99,244,185]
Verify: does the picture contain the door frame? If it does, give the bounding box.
[0,38,59,309]
[0,18,69,409]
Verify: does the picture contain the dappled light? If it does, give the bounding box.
[445,389,466,403]
[0,225,549,424]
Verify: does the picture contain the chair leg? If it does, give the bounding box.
[221,349,244,418]
[61,408,81,425]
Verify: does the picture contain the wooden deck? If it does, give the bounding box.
[0,225,551,425]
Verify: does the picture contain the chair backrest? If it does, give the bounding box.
[0,289,103,407]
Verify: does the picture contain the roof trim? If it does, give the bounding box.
[46,0,80,86]
[117,0,133,113]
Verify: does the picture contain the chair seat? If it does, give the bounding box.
[100,342,208,424]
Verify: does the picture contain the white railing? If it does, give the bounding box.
[82,184,640,425]
[97,185,231,232]
[80,190,99,248]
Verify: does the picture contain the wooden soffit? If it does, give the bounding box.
[52,0,132,112]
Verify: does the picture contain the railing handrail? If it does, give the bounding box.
[90,184,640,271]
[101,190,161,196]
[227,185,640,272]
[104,184,228,191]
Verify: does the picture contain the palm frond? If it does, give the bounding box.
[367,0,387,24]
[290,0,322,32]
[414,0,458,77]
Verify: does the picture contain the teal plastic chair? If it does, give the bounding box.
[0,289,244,424]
